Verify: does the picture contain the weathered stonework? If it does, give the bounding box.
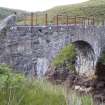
[0,15,105,76]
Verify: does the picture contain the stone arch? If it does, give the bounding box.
[72,40,96,76]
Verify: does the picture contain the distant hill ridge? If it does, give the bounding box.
[0,0,105,23]
[0,7,27,20]
[46,0,105,18]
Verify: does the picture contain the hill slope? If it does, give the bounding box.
[0,7,27,20]
[1,0,105,24]
[46,0,105,18]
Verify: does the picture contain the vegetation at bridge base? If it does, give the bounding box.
[52,44,77,73]
[0,64,66,105]
[98,50,105,65]
[0,64,102,105]
[66,90,93,105]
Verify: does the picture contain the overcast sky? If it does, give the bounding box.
[0,0,89,12]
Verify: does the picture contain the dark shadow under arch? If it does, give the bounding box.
[96,49,105,81]
[72,40,95,55]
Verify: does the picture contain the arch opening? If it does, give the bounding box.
[72,40,96,76]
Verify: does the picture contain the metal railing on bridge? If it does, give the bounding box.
[17,12,96,26]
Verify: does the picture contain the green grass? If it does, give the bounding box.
[47,0,105,17]
[0,79,66,105]
[1,0,105,25]
[17,0,105,25]
[98,50,105,64]
[0,64,102,105]
[66,90,94,105]
[52,44,76,72]
[0,7,27,20]
[0,64,67,105]
[44,0,105,25]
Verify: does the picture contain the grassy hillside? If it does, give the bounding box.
[1,0,105,25]
[25,0,105,25]
[47,0,105,18]
[0,7,27,21]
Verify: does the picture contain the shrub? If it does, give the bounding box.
[0,64,97,105]
[0,64,67,105]
[98,50,105,64]
[66,90,94,105]
[52,44,76,72]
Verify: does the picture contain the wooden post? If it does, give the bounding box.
[24,14,26,25]
[92,16,95,25]
[82,17,85,25]
[67,15,68,26]
[31,13,33,31]
[57,15,59,32]
[45,13,48,26]
[35,14,38,25]
[88,17,90,25]
[57,15,59,26]
[74,16,77,25]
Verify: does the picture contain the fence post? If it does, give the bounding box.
[24,14,26,25]
[57,15,59,26]
[92,16,95,25]
[31,12,34,33]
[45,13,48,26]
[88,17,90,25]
[67,15,68,26]
[57,15,59,31]
[36,14,38,25]
[82,17,85,26]
[74,16,77,25]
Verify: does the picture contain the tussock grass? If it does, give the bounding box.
[0,64,103,105]
[65,90,93,105]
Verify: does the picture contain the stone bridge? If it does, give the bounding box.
[0,14,105,76]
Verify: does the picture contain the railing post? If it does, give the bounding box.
[36,14,38,25]
[57,15,59,26]
[92,16,95,25]
[74,16,77,25]
[82,17,85,26]
[24,14,26,25]
[31,12,34,33]
[67,15,68,26]
[83,17,85,26]
[88,17,90,25]
[45,13,48,26]
[57,15,59,31]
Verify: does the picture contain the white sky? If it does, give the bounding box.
[0,0,89,12]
